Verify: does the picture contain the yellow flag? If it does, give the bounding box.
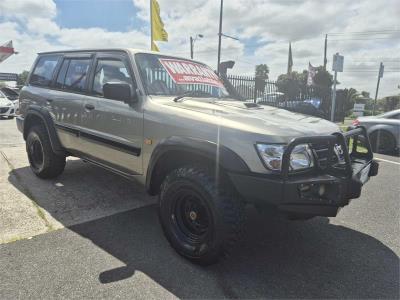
[151,41,159,52]
[151,0,168,51]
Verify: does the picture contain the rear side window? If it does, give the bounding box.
[55,59,70,89]
[63,59,91,92]
[30,55,60,87]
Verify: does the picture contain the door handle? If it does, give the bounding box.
[85,103,95,110]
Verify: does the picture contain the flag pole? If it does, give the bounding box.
[150,0,153,50]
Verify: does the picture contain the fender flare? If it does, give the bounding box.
[145,136,250,192]
[367,124,396,136]
[24,106,66,155]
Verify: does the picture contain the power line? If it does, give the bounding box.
[328,30,400,36]
[329,37,399,41]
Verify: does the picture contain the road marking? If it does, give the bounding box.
[375,157,400,165]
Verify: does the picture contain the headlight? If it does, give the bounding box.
[5,102,12,106]
[256,143,314,171]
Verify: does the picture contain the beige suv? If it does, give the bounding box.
[17,49,378,265]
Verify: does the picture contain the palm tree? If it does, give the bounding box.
[342,88,360,112]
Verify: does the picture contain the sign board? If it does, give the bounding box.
[0,40,16,63]
[379,64,384,78]
[353,103,365,117]
[332,53,344,72]
[0,72,18,81]
[159,58,224,88]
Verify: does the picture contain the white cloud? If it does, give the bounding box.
[0,0,398,97]
[0,0,56,20]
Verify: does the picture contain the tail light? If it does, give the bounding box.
[352,119,360,126]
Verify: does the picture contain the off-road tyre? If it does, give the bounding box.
[158,165,245,265]
[26,125,66,179]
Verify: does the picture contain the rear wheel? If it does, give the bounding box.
[158,166,245,265]
[26,125,66,178]
[369,130,396,154]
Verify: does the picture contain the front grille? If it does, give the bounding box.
[0,107,9,114]
[312,142,331,169]
[312,141,348,171]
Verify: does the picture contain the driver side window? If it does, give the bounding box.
[92,59,133,97]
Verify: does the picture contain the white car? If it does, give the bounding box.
[0,90,16,119]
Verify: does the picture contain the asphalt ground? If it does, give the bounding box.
[0,117,399,299]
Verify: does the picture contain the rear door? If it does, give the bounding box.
[50,53,94,153]
[79,51,143,175]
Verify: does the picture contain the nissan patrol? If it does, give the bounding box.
[16,49,378,265]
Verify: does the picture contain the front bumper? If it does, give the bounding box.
[229,126,379,217]
[16,115,24,133]
[0,106,15,117]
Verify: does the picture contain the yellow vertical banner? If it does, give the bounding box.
[151,0,168,51]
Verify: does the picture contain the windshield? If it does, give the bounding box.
[135,53,230,98]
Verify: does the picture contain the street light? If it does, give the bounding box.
[216,0,239,75]
[190,34,204,59]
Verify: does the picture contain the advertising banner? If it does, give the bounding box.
[159,58,224,88]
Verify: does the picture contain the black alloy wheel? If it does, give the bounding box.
[159,166,245,265]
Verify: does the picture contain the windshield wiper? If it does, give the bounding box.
[173,90,212,102]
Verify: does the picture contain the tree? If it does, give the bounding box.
[379,95,400,112]
[340,88,360,114]
[276,71,302,99]
[255,64,269,79]
[313,66,334,88]
[17,70,30,86]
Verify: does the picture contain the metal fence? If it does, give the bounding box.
[226,74,339,120]
[144,69,343,121]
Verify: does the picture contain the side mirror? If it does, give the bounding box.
[103,82,137,103]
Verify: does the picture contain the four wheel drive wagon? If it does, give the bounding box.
[16,48,379,265]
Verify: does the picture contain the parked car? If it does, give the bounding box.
[255,95,326,118]
[17,49,378,265]
[0,87,19,112]
[0,90,16,119]
[351,109,400,153]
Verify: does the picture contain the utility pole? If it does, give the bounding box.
[150,0,153,50]
[189,34,203,59]
[217,0,223,75]
[373,62,384,115]
[331,53,344,122]
[331,71,338,121]
[323,34,327,70]
[190,36,193,59]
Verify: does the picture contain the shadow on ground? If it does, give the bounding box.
[8,162,399,299]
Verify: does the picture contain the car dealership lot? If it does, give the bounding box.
[0,117,399,299]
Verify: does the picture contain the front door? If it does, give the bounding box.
[79,52,143,175]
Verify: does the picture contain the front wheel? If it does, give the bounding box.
[26,125,66,178]
[158,166,245,265]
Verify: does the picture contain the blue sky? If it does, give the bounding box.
[55,0,145,32]
[0,0,398,97]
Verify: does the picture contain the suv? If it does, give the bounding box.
[17,49,378,265]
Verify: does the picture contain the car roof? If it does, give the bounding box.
[38,48,170,56]
[37,48,206,65]
[382,109,400,117]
